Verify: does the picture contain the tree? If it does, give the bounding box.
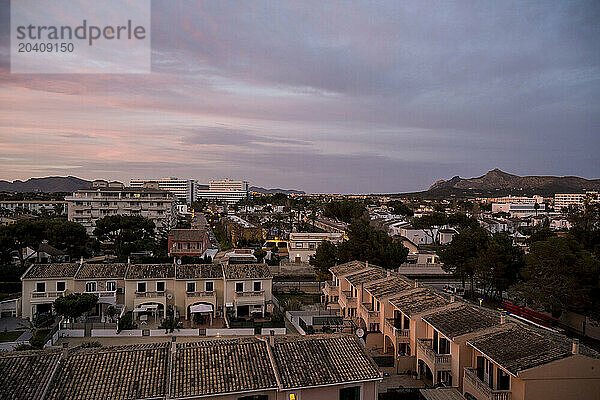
[510,237,600,318]
[387,200,414,217]
[337,218,408,269]
[93,215,156,257]
[322,200,367,223]
[474,233,523,299]
[567,202,600,255]
[309,240,338,280]
[412,212,448,244]
[439,225,489,297]
[53,293,99,327]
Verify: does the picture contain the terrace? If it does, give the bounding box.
[463,367,512,400]
[417,338,452,371]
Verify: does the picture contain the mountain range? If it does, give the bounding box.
[404,169,600,198]
[0,176,305,195]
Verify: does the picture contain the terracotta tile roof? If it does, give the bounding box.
[175,264,223,279]
[389,288,451,317]
[364,275,413,299]
[330,261,367,276]
[423,304,499,340]
[420,387,467,400]
[169,229,206,241]
[75,263,128,279]
[22,263,80,279]
[0,351,60,400]
[467,324,577,375]
[224,263,272,279]
[272,334,381,389]
[346,268,387,287]
[171,338,277,398]
[125,264,175,279]
[46,343,169,400]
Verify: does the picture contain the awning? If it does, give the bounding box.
[190,304,213,313]
[133,304,159,312]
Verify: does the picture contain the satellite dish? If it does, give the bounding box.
[355,328,365,338]
[176,258,182,265]
[167,294,173,300]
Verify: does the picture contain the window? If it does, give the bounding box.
[187,282,196,293]
[236,282,244,292]
[85,282,97,292]
[56,281,66,292]
[137,282,147,293]
[156,281,166,292]
[438,337,450,355]
[253,281,262,292]
[205,281,214,292]
[339,386,360,400]
[36,282,46,292]
[106,281,116,292]
[497,367,510,390]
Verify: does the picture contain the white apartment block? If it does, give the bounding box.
[0,200,67,214]
[487,195,543,204]
[130,178,196,203]
[66,185,176,234]
[288,232,345,262]
[196,178,250,205]
[491,202,546,217]
[554,191,599,210]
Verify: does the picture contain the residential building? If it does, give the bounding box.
[399,225,437,245]
[196,178,250,204]
[486,195,543,204]
[439,229,457,245]
[21,262,273,324]
[0,334,382,400]
[288,232,345,262]
[554,191,599,210]
[223,215,263,244]
[130,177,197,203]
[491,202,546,217]
[479,218,509,234]
[308,217,349,234]
[65,183,176,234]
[0,200,67,215]
[167,229,210,258]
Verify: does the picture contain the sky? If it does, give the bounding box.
[0,0,599,193]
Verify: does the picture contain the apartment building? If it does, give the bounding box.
[486,195,543,204]
[0,334,382,400]
[130,177,197,203]
[491,202,546,217]
[554,191,599,210]
[21,262,273,324]
[323,260,600,397]
[0,200,67,215]
[196,178,250,204]
[288,232,345,262]
[65,184,175,234]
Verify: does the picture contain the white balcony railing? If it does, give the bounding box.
[464,368,512,400]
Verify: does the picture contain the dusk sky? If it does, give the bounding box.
[1,1,599,193]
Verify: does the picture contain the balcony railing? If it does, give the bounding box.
[464,368,512,400]
[135,291,165,298]
[31,291,65,300]
[385,319,410,341]
[235,290,264,298]
[417,338,451,369]
[339,290,357,308]
[324,280,339,296]
[360,303,380,322]
[186,291,215,298]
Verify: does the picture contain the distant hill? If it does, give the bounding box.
[250,186,305,195]
[0,176,92,193]
[401,169,600,198]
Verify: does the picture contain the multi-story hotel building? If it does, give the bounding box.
[65,183,176,234]
[195,178,250,204]
[323,260,600,399]
[129,177,196,203]
[554,191,599,210]
[0,200,67,215]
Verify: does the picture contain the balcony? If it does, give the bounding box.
[323,280,339,297]
[360,302,380,325]
[135,291,165,299]
[339,290,357,309]
[92,290,117,305]
[30,291,65,303]
[186,291,216,300]
[234,290,265,306]
[384,319,410,343]
[417,338,451,371]
[463,368,512,400]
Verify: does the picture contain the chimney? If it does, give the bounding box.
[500,311,507,324]
[79,256,84,266]
[450,295,455,303]
[269,330,275,347]
[61,342,69,359]
[414,279,418,288]
[127,256,131,265]
[387,270,391,277]
[572,338,580,355]
[171,336,177,354]
[365,261,369,269]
